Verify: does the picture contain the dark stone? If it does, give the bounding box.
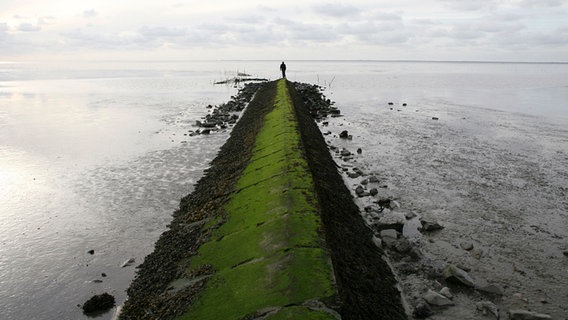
[82,293,115,315]
[420,219,444,232]
[356,148,362,154]
[413,301,433,318]
[87,250,94,255]
[432,117,439,120]
[355,186,365,196]
[369,188,379,196]
[339,130,349,139]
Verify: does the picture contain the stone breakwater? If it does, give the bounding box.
[118,80,406,319]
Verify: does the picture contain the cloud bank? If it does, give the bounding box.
[0,0,567,61]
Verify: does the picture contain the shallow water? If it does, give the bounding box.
[321,73,568,318]
[1,60,567,319]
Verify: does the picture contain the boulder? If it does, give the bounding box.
[439,287,452,299]
[413,301,433,318]
[380,229,398,239]
[423,289,454,306]
[369,188,379,196]
[476,301,499,319]
[339,130,349,139]
[460,241,474,251]
[420,219,444,232]
[82,293,115,315]
[508,309,551,320]
[443,264,475,287]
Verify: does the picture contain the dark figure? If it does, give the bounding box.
[280,61,286,78]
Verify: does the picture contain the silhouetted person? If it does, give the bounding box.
[280,61,286,78]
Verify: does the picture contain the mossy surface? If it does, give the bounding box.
[179,79,336,320]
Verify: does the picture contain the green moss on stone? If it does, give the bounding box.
[178,80,335,320]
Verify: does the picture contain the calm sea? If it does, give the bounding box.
[0,60,567,319]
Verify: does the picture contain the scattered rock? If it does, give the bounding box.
[420,219,444,232]
[340,149,352,157]
[392,238,412,253]
[460,241,474,251]
[405,212,417,220]
[443,264,475,287]
[347,172,361,179]
[368,176,380,183]
[82,293,115,315]
[388,102,394,106]
[355,185,365,197]
[402,103,407,106]
[360,178,369,185]
[423,289,454,306]
[477,283,504,296]
[121,258,136,268]
[380,229,398,239]
[413,301,433,318]
[87,250,95,255]
[371,235,382,248]
[476,301,499,319]
[101,273,107,277]
[439,287,453,299]
[508,309,552,320]
[369,188,378,196]
[339,130,349,139]
[356,148,362,154]
[432,117,439,120]
[562,250,568,257]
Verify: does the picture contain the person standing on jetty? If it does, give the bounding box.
[280,61,286,78]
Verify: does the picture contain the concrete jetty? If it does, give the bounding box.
[119,79,406,319]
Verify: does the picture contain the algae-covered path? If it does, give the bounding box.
[119,79,406,319]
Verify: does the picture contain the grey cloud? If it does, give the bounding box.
[18,23,41,32]
[83,9,97,18]
[312,2,360,18]
[516,0,563,8]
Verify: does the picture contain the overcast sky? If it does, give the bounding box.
[1,0,567,62]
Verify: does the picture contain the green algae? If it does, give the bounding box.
[178,80,336,320]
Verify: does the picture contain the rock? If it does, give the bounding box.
[423,289,454,306]
[101,273,107,277]
[476,301,499,319]
[377,199,392,208]
[393,238,412,253]
[508,309,551,320]
[340,149,351,157]
[356,148,362,154]
[82,293,115,315]
[432,117,439,120]
[368,176,380,183]
[439,287,453,299]
[121,258,136,268]
[443,264,475,287]
[563,250,568,257]
[347,172,361,179]
[413,301,433,318]
[420,219,444,232]
[360,178,369,185]
[339,130,349,139]
[372,235,382,248]
[477,283,504,296]
[369,188,378,196]
[87,249,95,255]
[402,103,407,106]
[355,186,365,196]
[388,102,394,106]
[460,241,474,251]
[380,229,398,239]
[405,212,417,220]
